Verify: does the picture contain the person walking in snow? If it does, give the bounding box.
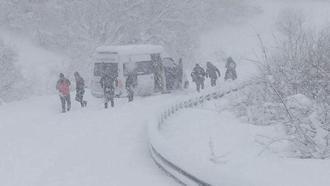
[100,72,116,108]
[176,58,184,89]
[74,72,87,107]
[125,72,137,102]
[224,57,237,81]
[191,64,206,92]
[56,73,71,113]
[206,61,221,87]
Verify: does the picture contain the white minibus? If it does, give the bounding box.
[91,45,167,97]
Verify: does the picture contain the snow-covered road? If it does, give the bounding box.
[0,91,191,186]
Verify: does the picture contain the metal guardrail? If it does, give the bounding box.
[150,144,211,186]
[149,82,254,185]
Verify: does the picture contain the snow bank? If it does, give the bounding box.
[286,94,313,111]
[153,92,330,186]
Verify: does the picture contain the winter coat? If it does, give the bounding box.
[225,58,237,70]
[165,66,177,90]
[191,65,206,82]
[206,63,221,79]
[177,59,183,84]
[100,75,116,93]
[125,74,137,89]
[56,78,71,96]
[75,76,85,90]
[225,69,237,80]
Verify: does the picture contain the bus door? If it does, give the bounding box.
[93,62,119,95]
[124,54,154,96]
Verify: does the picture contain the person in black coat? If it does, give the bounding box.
[176,58,184,89]
[224,57,237,80]
[206,61,221,87]
[100,73,116,108]
[125,73,137,102]
[74,72,87,107]
[191,64,206,92]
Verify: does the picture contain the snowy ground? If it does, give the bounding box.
[156,94,330,186]
[0,71,253,186]
[0,91,195,186]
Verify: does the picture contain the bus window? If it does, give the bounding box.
[94,63,118,77]
[123,61,154,76]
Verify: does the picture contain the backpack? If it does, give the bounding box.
[58,80,70,96]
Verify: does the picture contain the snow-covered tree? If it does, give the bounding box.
[0,0,255,77]
[0,39,25,102]
[230,10,330,159]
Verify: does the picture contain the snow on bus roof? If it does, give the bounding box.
[96,45,165,55]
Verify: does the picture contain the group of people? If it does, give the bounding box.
[99,71,137,109]
[190,57,237,92]
[56,57,237,112]
[56,72,87,113]
[56,71,137,112]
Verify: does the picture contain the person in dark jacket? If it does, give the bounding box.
[224,57,237,80]
[56,73,71,113]
[100,73,116,108]
[125,72,137,102]
[206,61,221,87]
[176,58,184,89]
[191,64,206,92]
[74,72,87,107]
[164,63,177,90]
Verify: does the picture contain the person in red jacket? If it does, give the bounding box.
[56,73,71,113]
